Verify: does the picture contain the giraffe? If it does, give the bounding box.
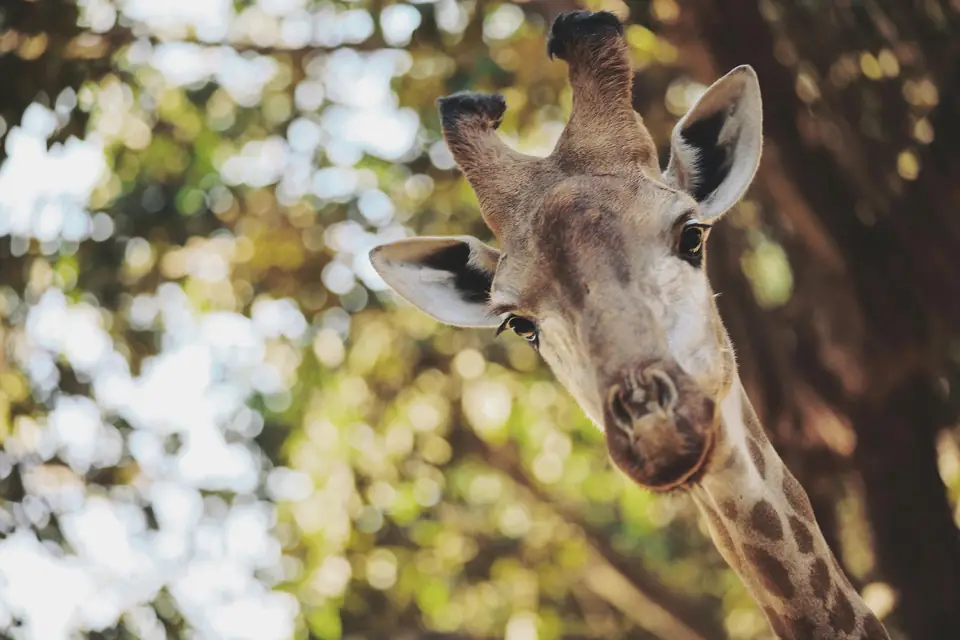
[368,10,890,639]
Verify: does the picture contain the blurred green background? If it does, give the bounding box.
[0,1,958,639]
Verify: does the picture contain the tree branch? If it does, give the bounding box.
[451,421,725,640]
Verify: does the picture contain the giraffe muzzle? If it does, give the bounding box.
[603,362,719,491]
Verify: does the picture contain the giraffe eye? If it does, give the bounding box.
[678,222,711,267]
[497,315,539,347]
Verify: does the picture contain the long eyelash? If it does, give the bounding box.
[487,302,516,317]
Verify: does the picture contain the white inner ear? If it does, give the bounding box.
[666,65,763,221]
[369,237,501,328]
[375,258,498,327]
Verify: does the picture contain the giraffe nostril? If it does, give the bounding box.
[646,369,678,411]
[607,369,681,431]
[608,385,634,429]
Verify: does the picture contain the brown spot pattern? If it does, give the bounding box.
[719,448,741,473]
[782,470,815,521]
[750,500,784,541]
[701,502,739,567]
[829,588,857,633]
[830,552,856,591]
[763,607,788,639]
[861,613,889,639]
[789,515,815,554]
[785,615,818,640]
[741,393,766,439]
[719,499,738,520]
[744,543,795,599]
[810,558,832,599]
[747,437,766,478]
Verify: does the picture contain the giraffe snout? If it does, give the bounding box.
[602,362,719,491]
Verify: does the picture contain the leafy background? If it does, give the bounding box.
[0,1,957,639]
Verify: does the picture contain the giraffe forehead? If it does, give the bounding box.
[535,199,632,297]
[533,176,677,235]
[501,179,679,306]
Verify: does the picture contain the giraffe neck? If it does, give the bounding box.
[689,376,889,639]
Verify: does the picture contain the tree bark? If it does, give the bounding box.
[854,376,960,639]
[670,1,960,636]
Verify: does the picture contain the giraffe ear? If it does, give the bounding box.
[369,236,501,328]
[664,65,763,221]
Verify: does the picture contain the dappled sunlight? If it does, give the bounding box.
[0,105,106,246]
[3,271,308,637]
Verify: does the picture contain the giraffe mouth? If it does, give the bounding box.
[602,368,719,491]
[605,415,718,492]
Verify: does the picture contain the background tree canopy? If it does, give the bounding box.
[0,1,957,639]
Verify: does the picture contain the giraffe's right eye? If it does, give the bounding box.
[497,315,539,347]
[677,221,711,267]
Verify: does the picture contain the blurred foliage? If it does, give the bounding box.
[0,1,956,639]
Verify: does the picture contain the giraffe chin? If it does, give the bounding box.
[604,395,719,492]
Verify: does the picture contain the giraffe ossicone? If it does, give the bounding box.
[370,10,890,639]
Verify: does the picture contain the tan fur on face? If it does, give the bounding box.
[494,176,731,421]
[436,13,749,488]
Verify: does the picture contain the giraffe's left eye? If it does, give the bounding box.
[497,315,539,347]
[678,221,711,267]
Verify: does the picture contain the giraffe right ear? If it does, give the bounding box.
[369,236,502,328]
[664,65,763,221]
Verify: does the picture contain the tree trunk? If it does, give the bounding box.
[670,0,960,636]
[855,376,960,639]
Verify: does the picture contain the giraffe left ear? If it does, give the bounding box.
[369,236,502,328]
[664,65,763,221]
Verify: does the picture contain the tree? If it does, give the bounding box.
[660,1,960,637]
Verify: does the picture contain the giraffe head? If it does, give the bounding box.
[370,11,763,491]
